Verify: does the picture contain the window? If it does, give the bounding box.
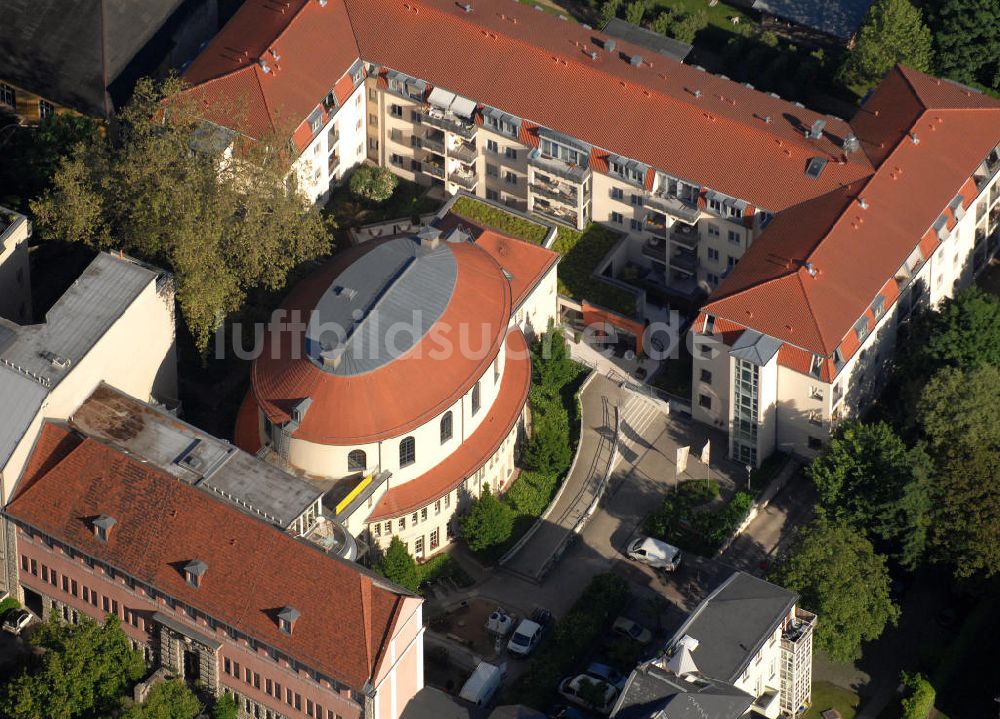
[440,412,453,443]
[399,437,415,467]
[493,356,501,383]
[503,171,517,185]
[410,110,422,123]
[700,369,712,383]
[854,315,870,342]
[630,219,641,231]
[504,147,517,160]
[707,223,720,237]
[631,194,642,206]
[727,255,737,269]
[347,449,366,472]
[728,230,741,245]
[411,512,418,525]
[435,500,441,515]
[707,273,720,286]
[0,83,14,108]
[444,493,451,508]
[415,536,425,556]
[486,189,499,201]
[707,248,720,261]
[390,104,402,118]
[611,187,624,201]
[385,521,392,535]
[472,382,481,414]
[430,529,440,550]
[709,197,723,212]
[486,163,498,178]
[699,394,712,409]
[486,139,498,153]
[421,508,427,521]
[39,100,54,119]
[611,211,623,224]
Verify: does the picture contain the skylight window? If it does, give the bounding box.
[804,157,827,179]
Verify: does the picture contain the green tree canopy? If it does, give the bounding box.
[904,286,1000,376]
[31,76,333,354]
[3,615,146,719]
[625,0,646,26]
[918,364,1000,455]
[839,0,933,90]
[375,536,421,592]
[771,518,899,661]
[930,0,1000,91]
[123,681,201,719]
[461,484,515,552]
[211,693,239,719]
[348,165,398,203]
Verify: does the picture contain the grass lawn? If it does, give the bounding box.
[804,681,860,719]
[324,177,440,230]
[417,553,475,592]
[449,196,550,244]
[554,225,637,317]
[648,0,752,35]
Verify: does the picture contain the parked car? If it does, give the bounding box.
[2,609,31,635]
[549,704,589,719]
[584,662,627,691]
[626,536,682,571]
[459,661,504,706]
[612,617,652,645]
[558,674,619,715]
[507,618,544,657]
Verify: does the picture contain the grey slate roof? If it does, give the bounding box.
[602,19,693,63]
[612,664,753,719]
[70,384,325,531]
[666,572,797,684]
[0,253,159,473]
[729,329,782,366]
[0,0,190,116]
[305,236,458,376]
[751,0,874,40]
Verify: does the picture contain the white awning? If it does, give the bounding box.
[451,95,476,119]
[428,87,456,110]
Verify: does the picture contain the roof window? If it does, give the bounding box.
[184,560,208,588]
[92,515,116,542]
[804,157,827,179]
[278,606,301,635]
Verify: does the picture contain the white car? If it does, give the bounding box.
[585,662,627,691]
[626,536,682,571]
[558,674,619,715]
[2,609,31,635]
[507,618,543,657]
[612,616,653,645]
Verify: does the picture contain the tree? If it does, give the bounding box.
[670,9,707,44]
[523,406,572,475]
[348,165,398,203]
[807,421,933,567]
[461,485,514,552]
[123,681,201,719]
[771,518,899,661]
[905,287,1000,376]
[3,615,146,719]
[375,536,421,592]
[930,0,1000,91]
[918,364,1000,456]
[31,76,333,354]
[625,0,646,26]
[599,0,623,27]
[839,0,932,90]
[211,693,239,719]
[900,671,936,719]
[531,329,579,400]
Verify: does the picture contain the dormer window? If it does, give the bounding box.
[854,316,870,342]
[278,606,300,635]
[92,515,116,542]
[184,560,208,588]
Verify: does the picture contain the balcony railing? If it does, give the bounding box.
[424,161,445,179]
[669,248,697,273]
[643,192,701,224]
[533,202,579,227]
[528,149,590,184]
[644,213,668,239]
[328,155,341,175]
[421,133,445,155]
[450,142,477,165]
[670,222,699,249]
[530,181,577,206]
[448,170,478,190]
[423,109,477,139]
[642,239,667,263]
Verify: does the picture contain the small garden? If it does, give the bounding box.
[554,224,637,317]
[449,196,550,245]
[803,681,860,719]
[460,328,589,562]
[643,452,787,556]
[504,573,631,710]
[373,540,475,595]
[323,169,439,233]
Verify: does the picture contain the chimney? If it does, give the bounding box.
[808,119,826,139]
[603,38,616,52]
[417,227,442,250]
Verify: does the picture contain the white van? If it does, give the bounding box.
[626,536,682,571]
[459,661,504,706]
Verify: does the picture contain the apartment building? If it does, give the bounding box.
[0,207,32,324]
[612,571,816,718]
[233,219,558,560]
[5,421,423,719]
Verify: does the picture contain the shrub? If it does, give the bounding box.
[212,693,238,719]
[462,485,515,552]
[375,536,421,592]
[625,0,646,25]
[349,165,398,203]
[0,596,21,618]
[900,672,935,719]
[450,196,548,244]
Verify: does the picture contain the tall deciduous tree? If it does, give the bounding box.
[123,681,202,719]
[905,286,1000,377]
[918,364,1000,455]
[771,518,899,661]
[211,693,239,719]
[375,536,421,592]
[839,0,933,90]
[3,615,146,719]
[31,76,333,354]
[461,484,515,552]
[930,0,1000,91]
[348,165,398,203]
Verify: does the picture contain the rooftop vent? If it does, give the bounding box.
[693,89,702,98]
[858,197,869,209]
[763,115,771,124]
[278,606,301,635]
[843,133,860,153]
[184,560,208,588]
[258,59,271,74]
[462,2,472,10]
[40,350,71,370]
[332,285,357,300]
[317,0,328,5]
[417,226,442,249]
[909,131,920,144]
[588,50,598,60]
[808,119,826,139]
[629,54,643,67]
[92,515,117,542]
[603,38,616,52]
[804,262,818,277]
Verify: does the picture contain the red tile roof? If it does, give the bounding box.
[705,66,1000,361]
[249,238,512,445]
[369,327,531,521]
[6,423,410,690]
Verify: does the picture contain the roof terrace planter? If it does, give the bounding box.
[423,109,477,139]
[643,192,701,224]
[528,149,590,185]
[530,181,577,206]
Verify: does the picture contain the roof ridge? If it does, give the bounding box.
[792,271,831,355]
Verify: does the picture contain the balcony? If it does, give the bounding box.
[528,149,590,184]
[424,161,445,180]
[670,221,699,249]
[423,108,477,139]
[669,247,697,273]
[448,169,478,190]
[641,238,667,264]
[643,192,701,224]
[421,131,445,155]
[450,141,477,165]
[328,154,340,175]
[533,201,579,227]
[644,212,668,239]
[782,607,817,646]
[530,180,577,206]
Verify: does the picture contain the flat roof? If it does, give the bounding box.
[602,18,693,62]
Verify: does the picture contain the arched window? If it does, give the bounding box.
[347,449,366,473]
[472,381,481,415]
[440,411,453,444]
[399,437,416,467]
